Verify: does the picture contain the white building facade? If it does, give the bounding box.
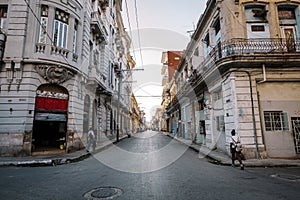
[0,0,134,156]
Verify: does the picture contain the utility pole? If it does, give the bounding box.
[116,70,122,142]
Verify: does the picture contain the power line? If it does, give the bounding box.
[134,0,144,67]
[132,82,161,98]
[23,0,72,66]
[123,95,161,98]
[124,0,137,62]
[24,0,52,43]
[135,96,161,98]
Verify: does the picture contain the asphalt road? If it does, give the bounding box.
[0,130,300,200]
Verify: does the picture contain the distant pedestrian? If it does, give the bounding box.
[86,127,96,152]
[230,129,244,170]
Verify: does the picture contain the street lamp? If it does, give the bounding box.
[0,29,6,61]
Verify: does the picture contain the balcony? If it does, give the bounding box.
[87,67,107,92]
[35,43,70,59]
[35,43,46,53]
[51,45,69,59]
[224,38,299,54]
[196,38,300,74]
[34,43,79,69]
[171,37,300,103]
[91,11,108,44]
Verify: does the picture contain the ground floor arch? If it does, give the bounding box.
[32,84,69,153]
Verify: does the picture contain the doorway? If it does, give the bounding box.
[32,84,69,154]
[281,26,297,52]
[33,121,66,149]
[199,120,206,145]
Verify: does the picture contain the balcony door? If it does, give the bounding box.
[281,26,297,52]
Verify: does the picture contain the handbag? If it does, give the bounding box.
[236,143,242,152]
[231,136,242,151]
[230,143,236,149]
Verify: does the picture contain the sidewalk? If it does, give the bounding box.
[164,132,300,168]
[0,135,128,167]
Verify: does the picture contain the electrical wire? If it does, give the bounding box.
[124,0,137,62]
[193,2,276,70]
[133,0,144,68]
[135,96,161,98]
[23,0,52,44]
[132,81,162,98]
[23,0,72,66]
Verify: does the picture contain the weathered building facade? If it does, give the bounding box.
[0,0,134,156]
[161,51,183,133]
[151,108,162,131]
[131,94,142,133]
[166,0,300,159]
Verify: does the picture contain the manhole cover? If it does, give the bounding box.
[83,187,123,200]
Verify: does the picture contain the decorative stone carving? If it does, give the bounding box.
[115,30,125,56]
[100,0,109,11]
[35,65,75,84]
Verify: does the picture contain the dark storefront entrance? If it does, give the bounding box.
[32,84,69,154]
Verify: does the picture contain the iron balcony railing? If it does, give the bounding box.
[224,38,300,55]
[170,38,300,107]
[197,38,300,74]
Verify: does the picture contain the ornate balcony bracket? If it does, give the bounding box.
[4,60,23,90]
[115,31,125,56]
[91,11,108,45]
[100,0,109,11]
[35,64,75,84]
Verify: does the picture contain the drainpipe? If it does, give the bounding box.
[262,64,266,82]
[247,72,259,159]
[257,63,267,84]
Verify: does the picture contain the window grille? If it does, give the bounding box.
[264,111,289,131]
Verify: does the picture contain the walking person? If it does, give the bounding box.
[86,127,96,152]
[230,129,244,170]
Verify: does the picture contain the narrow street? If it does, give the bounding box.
[0,131,299,200]
[1,1,300,199]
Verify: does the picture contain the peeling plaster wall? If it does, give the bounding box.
[257,81,300,158]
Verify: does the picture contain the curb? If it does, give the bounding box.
[0,135,129,167]
[164,132,300,168]
[164,133,228,165]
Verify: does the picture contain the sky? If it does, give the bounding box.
[122,0,208,121]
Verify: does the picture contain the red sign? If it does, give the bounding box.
[35,97,68,111]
